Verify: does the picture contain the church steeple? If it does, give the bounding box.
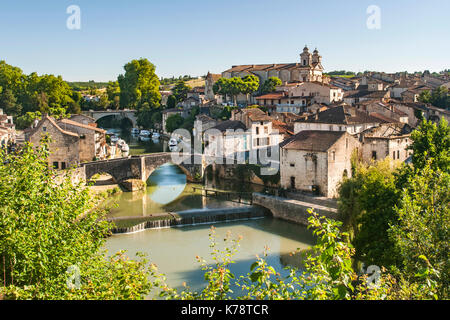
[300,45,312,66]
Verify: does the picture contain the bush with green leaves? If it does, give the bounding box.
[0,139,161,299]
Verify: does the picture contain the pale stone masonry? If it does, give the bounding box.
[280,130,360,198]
[25,114,107,169]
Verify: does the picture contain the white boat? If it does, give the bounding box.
[169,138,178,147]
[131,128,140,135]
[139,130,151,137]
[110,135,119,143]
[152,132,161,139]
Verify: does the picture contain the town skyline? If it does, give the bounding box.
[1,0,449,82]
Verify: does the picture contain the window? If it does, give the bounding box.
[397,150,400,159]
[332,151,336,161]
[43,127,47,132]
[290,163,295,167]
[372,151,377,160]
[53,162,59,169]
[264,126,268,134]
[393,151,396,160]
[61,162,66,170]
[256,127,260,135]
[290,177,296,189]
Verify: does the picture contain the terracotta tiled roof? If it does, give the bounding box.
[255,92,287,100]
[280,130,347,152]
[58,119,106,133]
[295,106,381,125]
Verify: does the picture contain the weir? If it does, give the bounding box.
[108,206,269,234]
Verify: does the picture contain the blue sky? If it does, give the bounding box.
[0,0,448,81]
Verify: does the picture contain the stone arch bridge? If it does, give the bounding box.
[79,153,205,184]
[82,110,138,128]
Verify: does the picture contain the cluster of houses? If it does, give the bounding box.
[167,46,449,198]
[1,47,449,199]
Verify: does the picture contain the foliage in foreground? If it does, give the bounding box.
[0,141,161,299]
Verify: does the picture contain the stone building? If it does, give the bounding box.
[359,123,412,164]
[222,46,325,84]
[294,105,381,135]
[0,108,16,148]
[231,108,282,149]
[25,115,107,169]
[205,72,223,102]
[57,118,108,163]
[280,130,360,198]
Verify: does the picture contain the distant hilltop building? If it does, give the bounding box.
[222,46,325,84]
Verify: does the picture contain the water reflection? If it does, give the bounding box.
[147,164,187,205]
[106,164,252,219]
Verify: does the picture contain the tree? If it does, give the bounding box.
[240,75,260,104]
[390,164,449,299]
[338,159,402,268]
[171,80,191,102]
[165,113,184,133]
[260,77,282,94]
[409,118,449,173]
[0,141,158,299]
[213,78,230,101]
[106,81,120,109]
[228,77,244,105]
[118,58,161,110]
[166,95,177,109]
[0,88,21,116]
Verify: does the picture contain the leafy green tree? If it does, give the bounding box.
[338,159,402,268]
[390,164,449,299]
[15,111,42,130]
[213,78,230,101]
[0,140,159,299]
[0,88,21,116]
[106,81,120,109]
[241,75,260,103]
[409,118,449,173]
[118,58,161,110]
[260,77,282,94]
[171,80,191,102]
[165,113,184,133]
[166,95,177,109]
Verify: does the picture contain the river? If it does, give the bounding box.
[103,155,316,297]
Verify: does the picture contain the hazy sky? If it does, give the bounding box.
[1,0,448,81]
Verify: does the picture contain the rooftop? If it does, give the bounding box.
[280,130,347,152]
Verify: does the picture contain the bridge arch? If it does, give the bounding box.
[83,110,138,128]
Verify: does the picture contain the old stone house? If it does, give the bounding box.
[280,130,360,198]
[57,118,108,162]
[25,115,107,169]
[359,123,412,164]
[294,105,381,135]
